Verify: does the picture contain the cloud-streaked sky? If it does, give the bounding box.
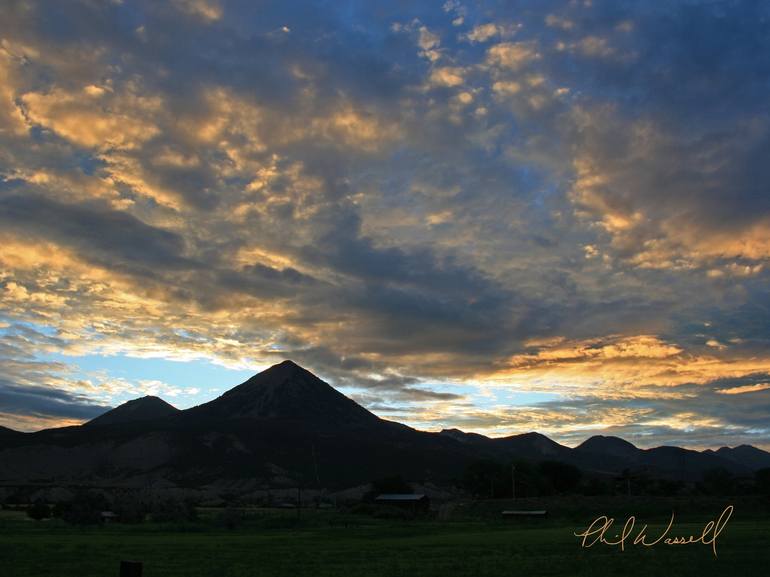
[1,0,769,449]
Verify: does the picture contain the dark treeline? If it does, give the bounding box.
[20,490,197,525]
[5,461,770,526]
[463,460,582,498]
[462,459,770,498]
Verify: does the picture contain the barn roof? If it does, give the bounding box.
[374,493,427,501]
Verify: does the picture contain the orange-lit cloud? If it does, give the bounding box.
[716,383,770,395]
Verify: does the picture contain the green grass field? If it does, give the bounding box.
[1,503,769,577]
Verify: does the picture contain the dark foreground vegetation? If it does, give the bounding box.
[2,493,769,577]
[2,459,769,576]
[462,459,770,498]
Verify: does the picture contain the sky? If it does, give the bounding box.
[1,0,769,449]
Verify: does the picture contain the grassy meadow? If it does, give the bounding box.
[1,498,769,577]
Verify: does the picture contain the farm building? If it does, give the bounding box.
[374,493,430,514]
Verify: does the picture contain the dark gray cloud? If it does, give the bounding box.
[0,192,190,271]
[0,381,109,421]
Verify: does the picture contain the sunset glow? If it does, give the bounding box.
[1,0,769,450]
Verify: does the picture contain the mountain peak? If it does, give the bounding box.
[439,428,490,444]
[715,444,770,469]
[577,435,639,456]
[85,395,179,427]
[189,360,382,427]
[493,431,571,458]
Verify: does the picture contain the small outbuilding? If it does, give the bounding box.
[501,509,548,519]
[374,493,430,514]
[100,511,118,524]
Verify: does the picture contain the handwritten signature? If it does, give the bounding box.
[574,505,733,557]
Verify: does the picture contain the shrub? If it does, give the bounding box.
[113,494,146,524]
[220,506,243,530]
[27,499,51,521]
[58,491,108,525]
[150,497,197,523]
[755,468,770,495]
[539,461,582,494]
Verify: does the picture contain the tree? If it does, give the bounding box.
[463,460,506,498]
[58,491,108,525]
[701,467,735,495]
[27,499,51,521]
[150,497,197,523]
[755,468,770,496]
[539,461,582,494]
[582,477,611,496]
[220,505,243,530]
[113,493,146,524]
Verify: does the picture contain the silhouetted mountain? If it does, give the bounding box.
[575,436,754,478]
[493,432,572,460]
[640,445,750,479]
[85,396,179,427]
[439,430,573,461]
[185,360,381,428]
[713,445,770,470]
[0,425,21,438]
[0,361,767,491]
[439,428,490,444]
[577,435,639,458]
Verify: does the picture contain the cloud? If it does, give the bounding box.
[21,84,162,150]
[716,383,770,396]
[0,193,190,273]
[0,382,109,421]
[485,42,540,71]
[171,0,223,22]
[428,66,465,87]
[462,23,518,44]
[0,0,768,448]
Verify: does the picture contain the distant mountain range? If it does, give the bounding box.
[1,360,768,490]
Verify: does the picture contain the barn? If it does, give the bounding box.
[374,493,430,514]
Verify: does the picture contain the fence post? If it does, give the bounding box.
[120,560,143,577]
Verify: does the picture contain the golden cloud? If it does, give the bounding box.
[474,334,770,400]
[0,45,28,136]
[171,0,223,22]
[716,383,770,395]
[428,67,466,88]
[486,42,540,71]
[21,84,162,150]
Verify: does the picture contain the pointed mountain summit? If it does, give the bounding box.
[576,435,640,457]
[188,360,382,427]
[86,395,179,427]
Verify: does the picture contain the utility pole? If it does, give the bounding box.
[312,442,320,486]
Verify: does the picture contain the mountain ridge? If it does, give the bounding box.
[0,361,768,489]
